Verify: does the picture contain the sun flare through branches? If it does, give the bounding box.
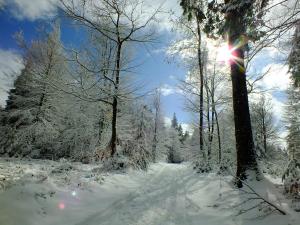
[217,44,234,64]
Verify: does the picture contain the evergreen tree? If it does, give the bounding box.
[0,25,66,158]
[282,87,300,196]
[171,113,178,129]
[285,87,300,161]
[289,22,300,87]
[177,124,183,136]
[166,127,183,164]
[181,130,190,143]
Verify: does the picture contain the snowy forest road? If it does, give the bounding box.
[75,164,202,225]
[73,163,237,225]
[0,161,295,225]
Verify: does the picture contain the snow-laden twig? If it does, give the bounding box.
[235,175,287,215]
[218,168,287,216]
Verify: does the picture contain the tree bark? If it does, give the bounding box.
[110,42,122,157]
[214,109,222,164]
[152,107,158,162]
[196,14,205,160]
[230,45,257,185]
[262,110,267,154]
[226,1,257,186]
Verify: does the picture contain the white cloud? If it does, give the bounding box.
[0,49,23,107]
[181,123,193,134]
[271,95,285,118]
[3,0,181,31]
[3,0,59,20]
[164,116,171,126]
[160,84,182,96]
[257,64,291,91]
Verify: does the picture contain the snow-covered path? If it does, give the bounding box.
[0,161,298,225]
[74,163,207,225]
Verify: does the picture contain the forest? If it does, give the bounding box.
[0,0,299,225]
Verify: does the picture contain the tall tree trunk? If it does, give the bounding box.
[36,58,52,122]
[111,97,117,156]
[206,84,211,161]
[206,83,214,164]
[196,15,205,160]
[226,1,257,186]
[262,112,267,154]
[152,108,158,162]
[110,42,122,157]
[214,109,222,164]
[98,114,104,144]
[209,109,215,160]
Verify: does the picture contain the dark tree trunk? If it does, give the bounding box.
[196,15,205,160]
[230,45,257,185]
[214,109,222,164]
[209,109,215,161]
[110,42,122,157]
[110,97,117,156]
[206,85,211,161]
[226,2,257,186]
[206,84,214,164]
[152,108,158,162]
[262,114,267,154]
[36,92,46,122]
[36,59,52,122]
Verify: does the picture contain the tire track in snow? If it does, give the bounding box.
[73,164,176,225]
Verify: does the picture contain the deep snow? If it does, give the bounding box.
[0,158,299,225]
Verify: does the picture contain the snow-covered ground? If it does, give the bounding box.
[0,158,299,225]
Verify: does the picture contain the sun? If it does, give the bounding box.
[216,44,233,63]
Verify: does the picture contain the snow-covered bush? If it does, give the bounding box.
[101,103,154,170]
[282,159,300,196]
[165,126,185,164]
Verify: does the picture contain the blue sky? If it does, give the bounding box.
[0,0,193,124]
[0,0,294,138]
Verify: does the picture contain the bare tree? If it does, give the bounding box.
[60,0,159,156]
[176,1,207,157]
[251,95,278,156]
[169,10,207,160]
[151,88,162,162]
[205,61,227,165]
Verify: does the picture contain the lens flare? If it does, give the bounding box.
[217,45,233,63]
[59,202,65,210]
[71,191,77,197]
